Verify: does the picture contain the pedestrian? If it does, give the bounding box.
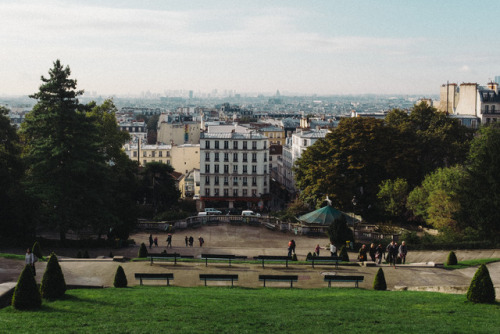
[314,244,321,256]
[399,240,408,264]
[185,236,188,247]
[25,248,37,276]
[198,236,204,247]
[287,240,293,257]
[291,240,296,254]
[329,243,337,257]
[166,234,172,248]
[369,243,376,262]
[153,236,158,247]
[388,241,399,268]
[375,244,383,264]
[148,234,153,249]
[189,236,194,247]
[358,244,368,262]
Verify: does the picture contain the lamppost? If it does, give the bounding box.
[352,196,357,247]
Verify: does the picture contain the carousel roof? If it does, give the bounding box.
[298,205,345,225]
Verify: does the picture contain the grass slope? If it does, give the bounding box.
[1,287,499,333]
[445,258,500,269]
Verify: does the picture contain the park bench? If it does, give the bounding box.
[135,273,174,286]
[307,256,342,269]
[254,255,292,268]
[199,274,239,287]
[148,253,194,265]
[201,253,247,267]
[324,275,364,288]
[259,274,298,288]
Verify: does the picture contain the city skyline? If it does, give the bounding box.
[1,0,499,97]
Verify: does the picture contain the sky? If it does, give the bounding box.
[1,0,499,97]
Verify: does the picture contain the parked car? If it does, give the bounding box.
[204,208,222,215]
[241,210,261,217]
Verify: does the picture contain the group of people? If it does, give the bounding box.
[184,236,204,247]
[148,234,159,248]
[358,240,408,267]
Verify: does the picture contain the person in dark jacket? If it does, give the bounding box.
[375,244,384,264]
[398,241,408,264]
[369,243,376,262]
[358,244,368,262]
[388,241,398,268]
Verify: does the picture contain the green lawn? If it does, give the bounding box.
[1,287,499,333]
[445,258,500,269]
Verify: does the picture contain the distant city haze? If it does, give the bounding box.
[1,0,499,97]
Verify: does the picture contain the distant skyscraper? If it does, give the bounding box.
[495,76,500,84]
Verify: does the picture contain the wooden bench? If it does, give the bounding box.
[307,256,342,269]
[199,274,238,287]
[201,254,247,267]
[259,275,298,288]
[324,275,364,288]
[135,273,174,286]
[148,253,194,265]
[254,255,292,268]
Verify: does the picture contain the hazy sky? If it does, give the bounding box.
[1,0,499,97]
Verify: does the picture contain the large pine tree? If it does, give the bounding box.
[20,60,109,241]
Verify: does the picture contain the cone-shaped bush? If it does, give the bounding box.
[339,246,349,262]
[466,264,496,303]
[292,253,298,261]
[446,251,458,266]
[373,268,387,290]
[306,252,312,260]
[40,253,67,300]
[12,265,42,310]
[32,241,43,260]
[114,266,128,288]
[138,243,148,258]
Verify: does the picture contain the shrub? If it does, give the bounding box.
[466,264,496,303]
[373,268,387,291]
[306,252,312,260]
[138,243,148,258]
[83,250,90,258]
[446,251,458,265]
[40,253,67,300]
[339,246,349,262]
[12,265,42,310]
[113,266,128,288]
[32,241,43,260]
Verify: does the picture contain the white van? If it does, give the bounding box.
[198,212,207,217]
[204,208,222,215]
[241,210,261,217]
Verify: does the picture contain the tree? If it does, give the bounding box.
[139,162,180,214]
[446,251,458,266]
[460,125,500,240]
[466,264,495,303]
[373,268,387,290]
[114,265,128,288]
[377,178,410,222]
[20,60,109,241]
[40,253,67,300]
[12,265,42,310]
[327,215,353,247]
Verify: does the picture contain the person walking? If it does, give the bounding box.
[358,244,368,262]
[185,236,188,247]
[287,240,293,257]
[25,248,37,276]
[329,243,337,257]
[166,234,172,248]
[388,241,399,268]
[375,244,384,264]
[153,236,158,247]
[369,243,376,262]
[291,240,296,254]
[399,241,408,264]
[189,236,194,247]
[148,234,153,249]
[314,244,321,256]
[198,236,204,247]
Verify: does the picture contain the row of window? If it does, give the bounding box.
[204,176,267,186]
[204,188,265,197]
[204,152,267,162]
[204,164,267,174]
[142,160,170,165]
[484,105,497,113]
[204,140,266,150]
[132,151,170,158]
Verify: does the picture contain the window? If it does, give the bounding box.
[233,153,238,162]
[205,141,210,149]
[215,165,220,173]
[264,153,267,162]
[224,165,229,173]
[224,189,229,197]
[233,177,238,185]
[233,165,238,173]
[152,151,156,157]
[252,141,257,149]
[243,153,248,162]
[214,176,219,185]
[243,177,248,186]
[159,151,163,157]
[224,153,229,162]
[243,189,248,196]
[492,105,496,113]
[252,189,257,197]
[205,165,210,173]
[133,151,137,157]
[233,141,238,149]
[252,177,257,186]
[252,153,257,162]
[214,152,219,161]
[243,141,247,150]
[243,165,248,174]
[233,189,238,197]
[264,165,267,173]
[485,105,490,113]
[215,141,219,149]
[205,189,210,196]
[264,141,267,149]
[205,176,210,185]
[214,188,219,196]
[224,177,229,185]
[224,141,229,149]
[143,151,147,157]
[205,152,210,162]
[252,165,257,174]
[167,151,170,157]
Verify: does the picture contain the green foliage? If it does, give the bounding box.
[138,243,148,258]
[113,266,128,288]
[32,241,42,260]
[466,264,496,304]
[377,178,409,221]
[12,265,42,310]
[339,246,349,262]
[154,210,191,221]
[446,251,458,265]
[326,215,353,247]
[40,253,67,300]
[373,268,387,291]
[139,162,180,214]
